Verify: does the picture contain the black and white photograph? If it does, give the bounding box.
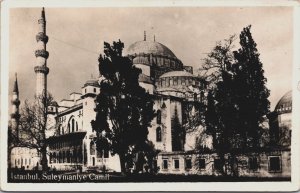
[1,0,300,191]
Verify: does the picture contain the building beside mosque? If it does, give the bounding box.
[9,8,291,178]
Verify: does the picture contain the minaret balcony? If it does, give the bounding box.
[11,99,20,106]
[34,65,49,75]
[11,113,20,119]
[38,19,46,25]
[35,49,49,59]
[36,32,48,43]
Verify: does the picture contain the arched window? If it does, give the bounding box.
[76,122,78,131]
[58,125,62,135]
[156,127,162,142]
[90,141,96,155]
[68,123,70,133]
[71,119,75,132]
[157,110,161,124]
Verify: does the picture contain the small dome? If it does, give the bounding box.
[84,79,99,87]
[275,90,292,114]
[159,71,195,78]
[127,40,177,58]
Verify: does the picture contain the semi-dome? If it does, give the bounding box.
[84,79,99,87]
[127,40,177,58]
[159,71,195,78]
[275,90,292,114]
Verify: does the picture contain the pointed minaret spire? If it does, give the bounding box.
[13,73,19,94]
[11,72,21,138]
[144,31,146,41]
[35,7,49,97]
[41,7,45,20]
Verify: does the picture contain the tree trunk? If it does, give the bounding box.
[41,145,48,171]
[7,146,13,169]
[119,153,127,175]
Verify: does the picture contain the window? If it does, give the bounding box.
[85,88,87,93]
[174,159,180,169]
[249,157,259,171]
[68,123,70,133]
[170,78,173,86]
[269,156,281,172]
[174,77,178,86]
[72,119,75,132]
[104,149,109,158]
[182,78,186,85]
[90,141,96,155]
[156,127,162,142]
[199,158,206,169]
[157,110,161,124]
[162,159,168,170]
[214,159,222,172]
[166,78,170,87]
[185,158,192,169]
[94,88,96,93]
[76,122,78,131]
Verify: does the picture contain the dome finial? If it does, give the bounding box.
[144,31,146,41]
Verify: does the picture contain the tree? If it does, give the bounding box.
[18,92,54,171]
[202,36,237,175]
[171,107,185,151]
[233,25,270,148]
[91,40,155,174]
[8,124,19,169]
[202,26,270,176]
[199,35,236,88]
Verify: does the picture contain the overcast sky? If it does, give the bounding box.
[9,7,293,110]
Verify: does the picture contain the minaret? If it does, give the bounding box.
[34,8,49,97]
[11,73,20,138]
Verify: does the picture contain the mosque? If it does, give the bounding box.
[9,8,291,177]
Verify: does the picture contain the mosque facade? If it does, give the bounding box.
[9,8,291,178]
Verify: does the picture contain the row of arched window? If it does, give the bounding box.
[14,158,32,166]
[49,150,83,164]
[90,141,109,158]
[58,117,79,135]
[158,77,201,88]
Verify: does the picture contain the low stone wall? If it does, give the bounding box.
[156,149,291,178]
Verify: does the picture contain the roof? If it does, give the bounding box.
[46,131,86,143]
[84,79,99,87]
[127,40,177,58]
[159,71,195,78]
[275,90,292,114]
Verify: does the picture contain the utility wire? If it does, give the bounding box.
[51,36,99,55]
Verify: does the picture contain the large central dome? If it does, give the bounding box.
[127,40,177,58]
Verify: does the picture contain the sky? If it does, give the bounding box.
[9,7,293,111]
